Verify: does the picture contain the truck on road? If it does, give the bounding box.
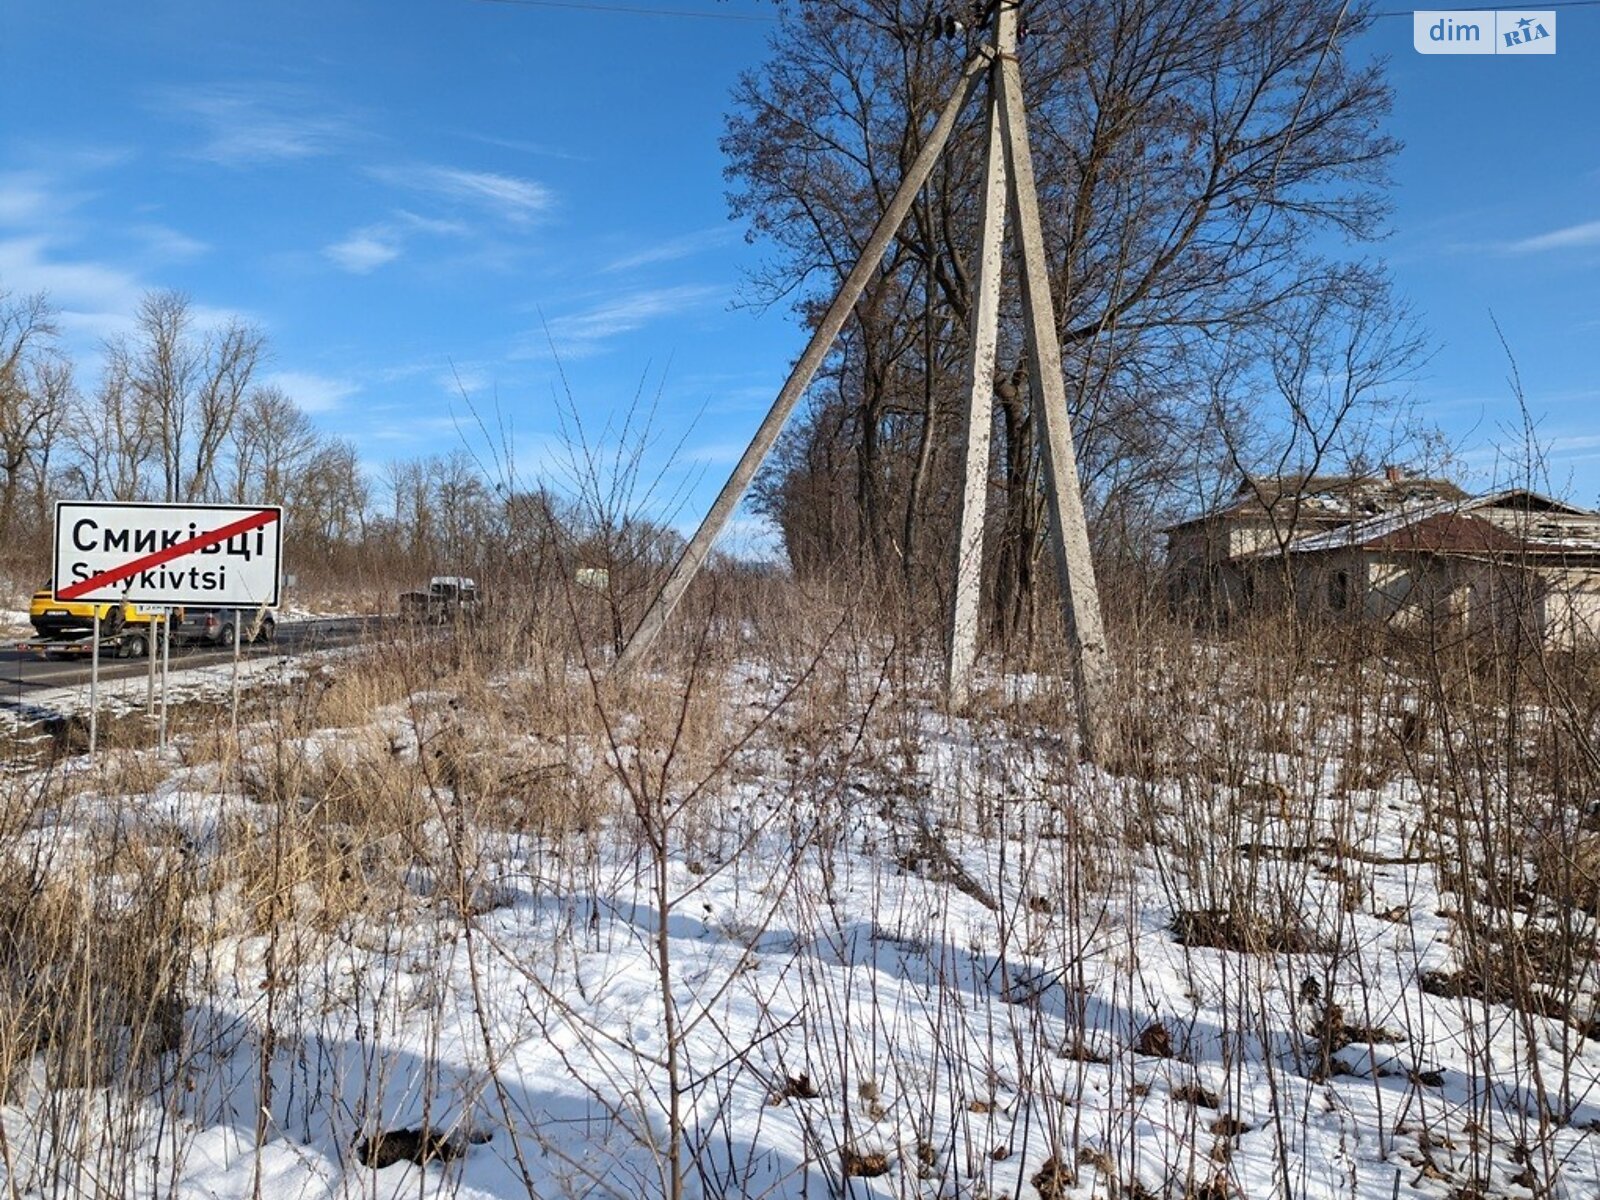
[399,576,482,624]
[20,584,167,659]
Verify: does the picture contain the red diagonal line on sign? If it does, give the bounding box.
[58,509,279,601]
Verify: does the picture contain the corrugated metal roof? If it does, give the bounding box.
[1250,505,1600,560]
[1254,498,1464,555]
[1362,512,1525,554]
[1178,477,1600,559]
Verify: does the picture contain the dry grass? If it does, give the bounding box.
[0,854,192,1102]
[2,565,1599,1197]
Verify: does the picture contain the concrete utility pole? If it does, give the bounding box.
[994,1,1112,758]
[612,47,992,679]
[617,1,1114,762]
[944,11,1011,710]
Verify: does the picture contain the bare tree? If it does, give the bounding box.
[0,286,381,584]
[189,318,264,500]
[374,451,503,578]
[384,457,435,567]
[61,352,161,502]
[228,385,320,505]
[0,289,66,548]
[111,290,264,503]
[1217,268,1429,580]
[294,438,369,554]
[22,358,73,525]
[726,0,1402,632]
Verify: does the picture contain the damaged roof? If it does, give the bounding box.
[1166,473,1469,532]
[1271,509,1525,557]
[1243,490,1600,560]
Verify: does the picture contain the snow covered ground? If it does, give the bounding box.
[0,645,1596,1199]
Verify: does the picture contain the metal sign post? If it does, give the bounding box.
[159,607,171,752]
[89,609,100,762]
[231,615,242,737]
[147,619,157,713]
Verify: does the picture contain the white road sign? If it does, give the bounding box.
[53,501,284,607]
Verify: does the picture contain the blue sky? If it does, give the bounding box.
[1365,5,1600,503]
[2,1,1597,551]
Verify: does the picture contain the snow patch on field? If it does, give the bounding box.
[1,657,1597,1199]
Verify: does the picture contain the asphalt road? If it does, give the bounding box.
[0,616,375,693]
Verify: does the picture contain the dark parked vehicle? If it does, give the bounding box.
[172,606,276,646]
[399,576,481,624]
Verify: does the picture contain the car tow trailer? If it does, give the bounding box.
[15,628,163,661]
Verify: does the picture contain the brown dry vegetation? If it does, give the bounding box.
[0,567,1597,1198]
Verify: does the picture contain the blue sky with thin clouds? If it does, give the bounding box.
[2,1,1597,550]
[1368,5,1600,501]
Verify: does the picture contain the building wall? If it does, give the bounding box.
[1264,553,1547,642]
[1537,567,1600,650]
[1299,553,1597,646]
[1361,555,1490,629]
[1244,552,1367,622]
[1166,517,1342,618]
[1227,519,1290,559]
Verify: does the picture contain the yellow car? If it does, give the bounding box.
[28,583,166,639]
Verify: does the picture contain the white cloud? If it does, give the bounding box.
[0,173,62,227]
[1545,432,1600,455]
[11,144,135,174]
[156,82,356,167]
[370,164,552,224]
[1506,219,1600,253]
[460,132,584,161]
[604,227,738,273]
[528,285,725,358]
[263,370,359,414]
[133,224,209,261]
[0,235,144,334]
[437,365,490,397]
[359,413,467,443]
[322,209,476,274]
[0,170,206,280]
[395,210,471,238]
[187,301,262,333]
[324,229,401,274]
[0,235,252,345]
[55,309,137,341]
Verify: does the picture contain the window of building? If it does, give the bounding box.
[1328,569,1350,612]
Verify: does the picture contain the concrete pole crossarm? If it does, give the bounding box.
[614,45,995,677]
[994,43,1115,762]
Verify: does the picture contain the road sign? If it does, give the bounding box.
[53,501,284,607]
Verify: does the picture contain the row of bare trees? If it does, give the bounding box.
[0,286,517,589]
[729,0,1425,636]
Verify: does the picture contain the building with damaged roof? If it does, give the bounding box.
[1165,470,1600,646]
